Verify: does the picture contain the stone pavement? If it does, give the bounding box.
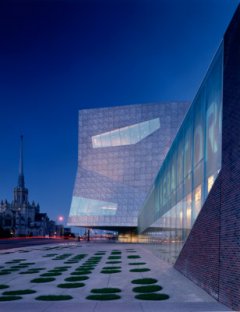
[0,241,232,311]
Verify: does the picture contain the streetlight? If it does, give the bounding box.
[58,216,64,222]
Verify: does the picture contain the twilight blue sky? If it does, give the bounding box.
[0,0,238,226]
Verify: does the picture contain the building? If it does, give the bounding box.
[0,136,53,237]
[68,5,240,310]
[68,102,189,231]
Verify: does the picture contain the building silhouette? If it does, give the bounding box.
[0,136,54,237]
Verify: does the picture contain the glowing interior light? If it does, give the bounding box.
[69,196,118,216]
[101,206,117,210]
[208,175,215,192]
[92,118,160,148]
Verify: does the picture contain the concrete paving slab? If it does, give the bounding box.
[0,241,234,311]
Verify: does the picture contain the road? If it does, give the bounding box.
[0,238,68,250]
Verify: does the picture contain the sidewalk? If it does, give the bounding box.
[0,242,232,311]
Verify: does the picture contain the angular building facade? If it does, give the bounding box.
[68,5,240,310]
[138,44,223,246]
[138,6,240,311]
[68,103,189,230]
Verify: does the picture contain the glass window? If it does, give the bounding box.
[138,44,223,258]
[69,196,118,217]
[91,118,160,148]
[110,129,121,146]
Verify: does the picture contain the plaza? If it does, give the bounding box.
[0,241,230,311]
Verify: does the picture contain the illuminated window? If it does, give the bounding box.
[92,118,160,148]
[69,196,117,216]
[194,186,201,203]
[208,175,215,193]
[194,185,202,217]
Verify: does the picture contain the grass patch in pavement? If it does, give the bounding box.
[35,295,72,301]
[131,278,157,285]
[65,276,89,282]
[3,289,36,295]
[91,288,121,294]
[54,266,71,270]
[58,283,85,288]
[108,256,121,260]
[64,261,79,264]
[77,266,95,270]
[128,262,146,265]
[76,265,94,269]
[20,269,44,274]
[0,285,9,289]
[130,268,150,272]
[84,260,99,264]
[106,261,121,264]
[5,259,25,264]
[1,269,19,272]
[42,254,58,257]
[10,265,28,269]
[132,285,163,293]
[0,271,11,275]
[102,266,121,270]
[86,294,121,301]
[48,268,68,272]
[101,269,121,274]
[127,255,140,259]
[71,254,87,260]
[31,277,55,283]
[52,254,72,260]
[0,296,22,301]
[135,293,169,300]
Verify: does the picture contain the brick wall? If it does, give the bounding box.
[174,173,221,300]
[219,4,240,309]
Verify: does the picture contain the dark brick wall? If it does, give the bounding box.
[174,173,221,300]
[175,5,240,311]
[219,4,240,310]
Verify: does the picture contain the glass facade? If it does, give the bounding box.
[92,118,160,148]
[138,44,223,258]
[70,196,117,217]
[68,102,189,228]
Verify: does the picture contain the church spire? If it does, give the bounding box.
[18,135,25,188]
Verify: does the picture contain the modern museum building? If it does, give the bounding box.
[68,6,240,310]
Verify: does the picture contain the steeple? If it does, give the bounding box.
[18,135,25,188]
[13,135,28,207]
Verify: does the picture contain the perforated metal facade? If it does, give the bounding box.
[68,102,189,229]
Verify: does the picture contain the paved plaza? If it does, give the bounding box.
[0,241,232,311]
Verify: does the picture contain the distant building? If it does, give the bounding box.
[0,136,55,237]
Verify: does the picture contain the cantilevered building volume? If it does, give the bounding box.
[68,5,240,310]
[68,102,189,230]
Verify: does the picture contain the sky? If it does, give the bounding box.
[0,0,239,227]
